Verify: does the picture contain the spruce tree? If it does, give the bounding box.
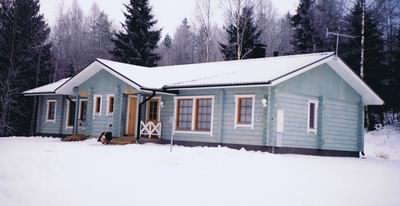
[393,28,400,112]
[291,0,319,54]
[163,34,172,49]
[0,0,51,136]
[219,6,264,60]
[341,0,385,87]
[341,0,386,127]
[173,18,194,65]
[111,0,161,67]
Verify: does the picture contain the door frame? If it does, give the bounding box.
[125,95,138,136]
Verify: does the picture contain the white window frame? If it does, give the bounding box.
[146,97,161,122]
[45,100,57,123]
[307,99,319,134]
[93,94,102,118]
[66,99,87,129]
[234,95,256,129]
[173,96,214,136]
[106,94,115,116]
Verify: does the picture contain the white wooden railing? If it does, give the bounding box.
[140,121,162,138]
[78,119,86,129]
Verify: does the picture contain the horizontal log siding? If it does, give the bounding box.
[160,87,267,145]
[272,63,362,151]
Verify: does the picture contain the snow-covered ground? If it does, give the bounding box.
[365,125,400,160]
[1,129,400,206]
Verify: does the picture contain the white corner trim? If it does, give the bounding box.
[65,100,73,129]
[93,94,102,118]
[45,100,57,123]
[172,95,215,136]
[106,94,114,116]
[307,99,319,134]
[234,95,256,130]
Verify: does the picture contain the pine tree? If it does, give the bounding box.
[0,0,51,136]
[86,3,114,61]
[341,0,386,127]
[219,6,264,60]
[158,34,173,66]
[172,18,194,65]
[341,0,385,84]
[111,0,161,67]
[291,0,319,54]
[313,0,345,51]
[392,28,400,111]
[163,34,172,49]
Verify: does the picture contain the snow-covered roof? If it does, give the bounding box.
[97,52,334,89]
[23,78,71,96]
[25,52,384,105]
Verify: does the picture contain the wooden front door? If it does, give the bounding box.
[126,96,137,136]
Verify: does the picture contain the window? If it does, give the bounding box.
[67,100,76,127]
[46,100,56,122]
[80,100,87,121]
[176,99,193,130]
[147,99,159,122]
[308,100,319,133]
[234,95,255,128]
[93,95,102,116]
[195,98,212,131]
[107,95,114,116]
[174,96,214,134]
[67,99,88,128]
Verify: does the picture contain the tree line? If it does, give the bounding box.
[0,0,399,136]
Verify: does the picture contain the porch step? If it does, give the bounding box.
[108,137,162,145]
[110,136,135,145]
[139,137,162,144]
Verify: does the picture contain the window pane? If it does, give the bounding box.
[95,97,101,113]
[109,97,114,113]
[177,99,193,130]
[80,101,87,121]
[47,102,55,120]
[309,103,315,129]
[238,98,252,124]
[68,101,75,127]
[148,100,158,121]
[196,98,212,131]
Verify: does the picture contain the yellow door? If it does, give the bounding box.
[127,96,137,136]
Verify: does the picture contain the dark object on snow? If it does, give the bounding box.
[97,124,113,144]
[62,135,88,142]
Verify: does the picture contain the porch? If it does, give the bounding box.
[110,121,163,145]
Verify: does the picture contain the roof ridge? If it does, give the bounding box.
[154,52,335,70]
[97,52,335,70]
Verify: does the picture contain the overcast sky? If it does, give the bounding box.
[40,0,299,36]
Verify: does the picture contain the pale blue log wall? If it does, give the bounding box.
[36,63,364,152]
[78,69,132,137]
[271,63,363,151]
[160,87,268,146]
[36,95,65,135]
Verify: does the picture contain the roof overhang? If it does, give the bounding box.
[327,57,384,105]
[269,55,383,105]
[269,54,334,85]
[56,60,143,95]
[23,92,58,96]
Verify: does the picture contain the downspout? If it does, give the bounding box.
[136,90,156,143]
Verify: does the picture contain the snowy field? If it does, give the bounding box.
[1,130,400,206]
